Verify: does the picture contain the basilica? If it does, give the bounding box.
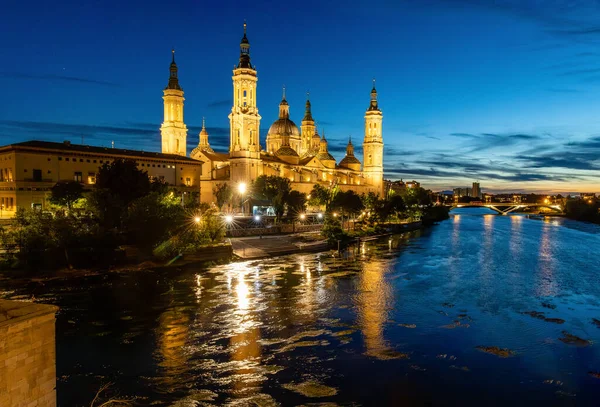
[159,24,384,205]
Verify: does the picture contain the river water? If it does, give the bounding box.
[2,208,600,406]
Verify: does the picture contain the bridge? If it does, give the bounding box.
[450,202,564,215]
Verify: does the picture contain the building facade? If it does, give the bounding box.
[161,24,385,205]
[0,141,202,218]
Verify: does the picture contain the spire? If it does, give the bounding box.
[303,91,314,122]
[368,78,379,111]
[197,117,212,152]
[278,85,289,118]
[238,21,252,69]
[346,136,355,155]
[166,49,182,91]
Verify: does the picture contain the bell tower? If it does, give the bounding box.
[363,79,384,196]
[300,92,316,156]
[160,50,188,156]
[228,22,262,184]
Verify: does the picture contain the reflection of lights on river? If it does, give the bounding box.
[194,274,202,301]
[236,277,250,311]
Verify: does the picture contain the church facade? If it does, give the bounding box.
[160,24,384,206]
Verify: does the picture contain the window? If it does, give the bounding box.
[47,158,51,161]
[80,159,84,162]
[32,169,42,181]
[74,172,83,182]
[88,173,96,184]
[185,177,191,186]
[65,158,69,162]
[87,159,90,163]
[58,157,62,161]
[93,160,97,163]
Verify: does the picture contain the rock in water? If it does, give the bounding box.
[475,346,516,358]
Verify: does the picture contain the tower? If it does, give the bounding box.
[300,92,315,156]
[363,79,384,196]
[228,22,262,183]
[160,50,188,156]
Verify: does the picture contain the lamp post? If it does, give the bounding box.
[238,182,247,216]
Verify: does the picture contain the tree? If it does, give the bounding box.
[124,191,184,248]
[309,183,338,211]
[95,159,150,207]
[49,180,84,210]
[286,190,307,216]
[213,183,233,211]
[91,159,151,228]
[252,175,291,221]
[330,190,364,216]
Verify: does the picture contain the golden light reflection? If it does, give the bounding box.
[155,308,191,391]
[356,259,394,359]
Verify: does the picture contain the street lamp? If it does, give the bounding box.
[300,214,306,220]
[317,213,323,219]
[194,216,201,224]
[225,215,233,223]
[238,182,247,215]
[254,215,261,222]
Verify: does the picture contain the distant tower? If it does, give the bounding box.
[191,118,213,154]
[160,50,188,156]
[228,22,262,183]
[300,92,315,156]
[363,79,384,196]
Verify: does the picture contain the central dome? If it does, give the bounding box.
[267,118,300,139]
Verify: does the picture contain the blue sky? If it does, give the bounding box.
[2,0,600,193]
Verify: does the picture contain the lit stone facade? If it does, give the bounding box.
[0,299,58,407]
[180,24,385,205]
[0,141,202,218]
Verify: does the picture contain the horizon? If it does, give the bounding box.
[2,0,600,193]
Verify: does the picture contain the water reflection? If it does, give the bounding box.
[536,223,557,297]
[355,259,396,359]
[4,213,600,406]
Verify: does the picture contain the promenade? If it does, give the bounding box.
[230,232,329,259]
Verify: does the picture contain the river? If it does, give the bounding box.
[2,208,600,406]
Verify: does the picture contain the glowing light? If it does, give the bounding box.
[300,214,306,220]
[317,213,323,219]
[225,215,234,223]
[333,212,338,217]
[254,215,261,222]
[194,216,201,224]
[238,182,247,194]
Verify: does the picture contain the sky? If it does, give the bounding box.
[2,0,600,193]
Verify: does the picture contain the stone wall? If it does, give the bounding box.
[0,300,58,407]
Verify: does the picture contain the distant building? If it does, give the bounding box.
[453,187,472,198]
[472,182,481,199]
[0,140,202,218]
[406,180,420,189]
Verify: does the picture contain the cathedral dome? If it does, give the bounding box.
[267,118,300,139]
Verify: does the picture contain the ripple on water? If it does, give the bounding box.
[283,381,338,398]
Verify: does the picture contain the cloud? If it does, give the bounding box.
[206,99,231,108]
[450,132,477,138]
[0,72,120,87]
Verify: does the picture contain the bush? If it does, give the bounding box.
[321,216,350,245]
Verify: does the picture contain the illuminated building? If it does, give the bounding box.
[0,140,201,217]
[184,23,385,204]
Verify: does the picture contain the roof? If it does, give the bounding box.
[199,150,229,162]
[275,145,299,157]
[1,140,202,164]
[339,155,361,166]
[316,151,336,162]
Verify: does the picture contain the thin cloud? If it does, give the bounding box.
[206,99,231,108]
[0,72,120,87]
